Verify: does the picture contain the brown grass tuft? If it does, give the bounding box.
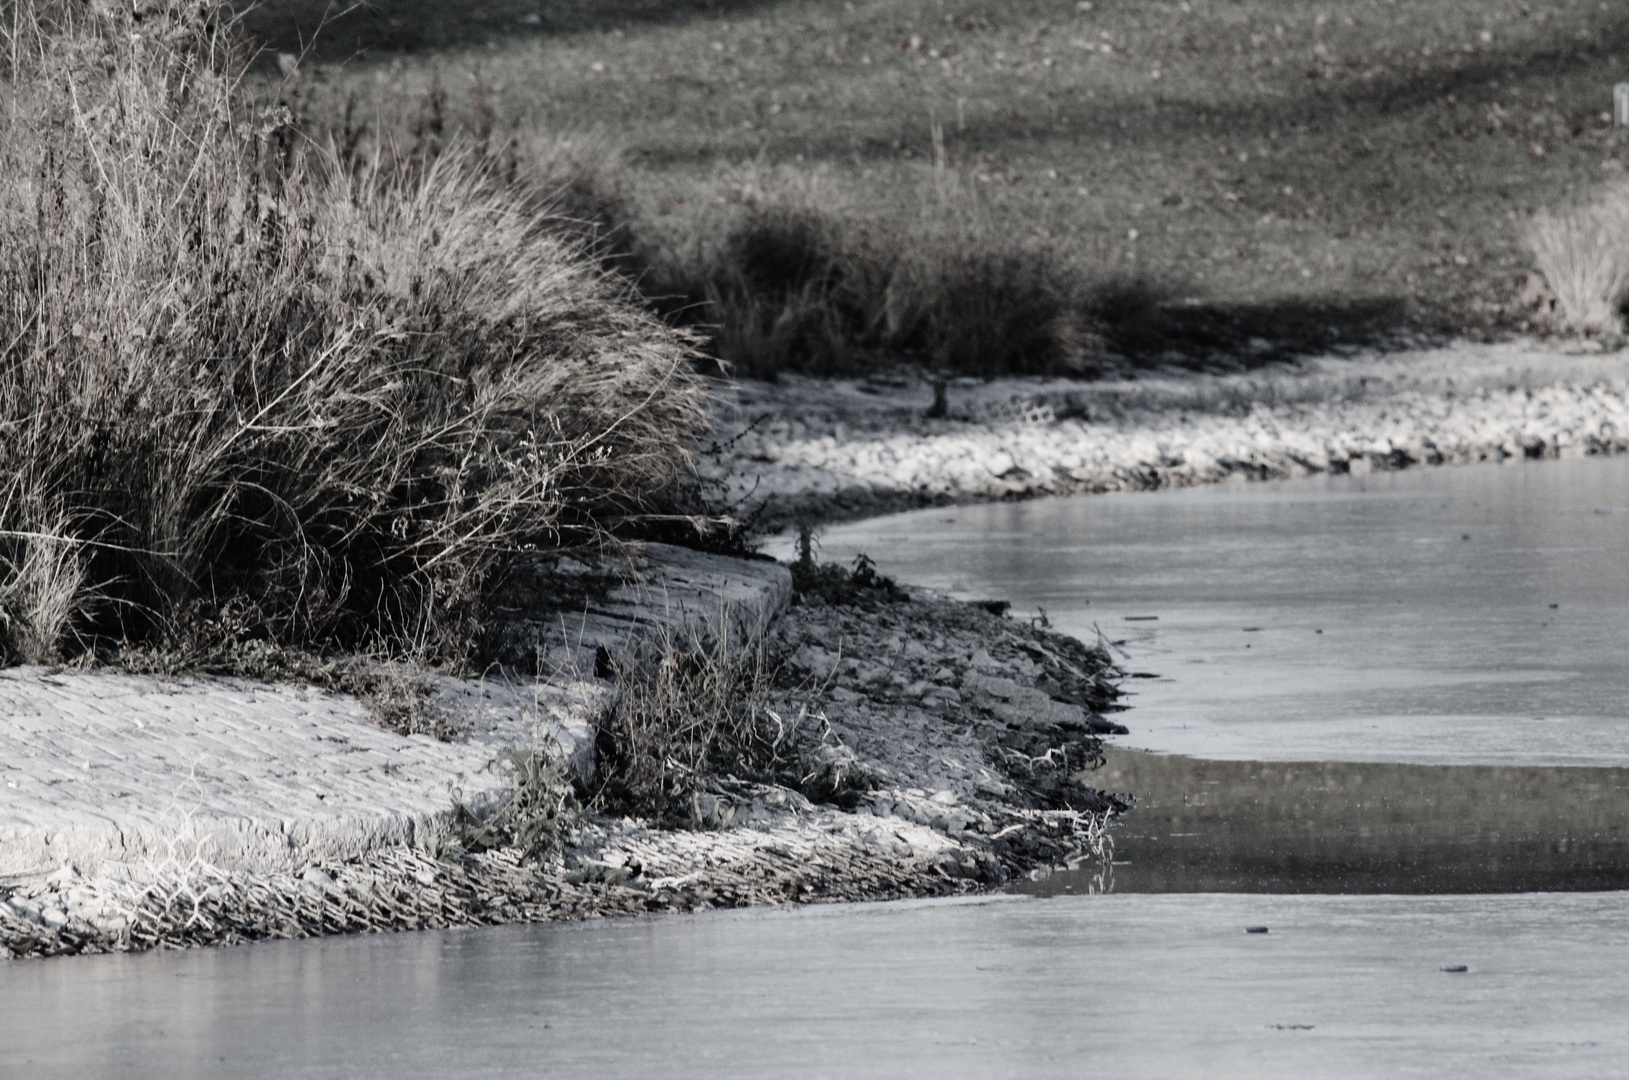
[0,0,709,663]
[641,164,1104,380]
[593,607,805,826]
[1527,186,1629,337]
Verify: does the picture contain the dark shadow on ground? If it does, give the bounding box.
[649,18,1629,164]
[615,10,1628,186]
[1092,289,1420,374]
[236,0,793,60]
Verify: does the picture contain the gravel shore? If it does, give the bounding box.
[705,339,1629,530]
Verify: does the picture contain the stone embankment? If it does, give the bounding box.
[705,340,1629,529]
[1,545,1125,959]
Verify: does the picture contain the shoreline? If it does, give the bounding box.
[7,336,1627,959]
[705,338,1629,532]
[1,551,1125,959]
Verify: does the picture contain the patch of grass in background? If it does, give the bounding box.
[241,0,1629,370]
[634,161,1111,378]
[1526,180,1629,334]
[0,0,709,667]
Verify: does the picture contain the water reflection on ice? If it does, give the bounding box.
[1029,748,1629,895]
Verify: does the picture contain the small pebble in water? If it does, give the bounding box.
[1441,965,1469,973]
[1245,926,1269,934]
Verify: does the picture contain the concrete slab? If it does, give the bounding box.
[0,667,514,880]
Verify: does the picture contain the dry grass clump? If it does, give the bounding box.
[1526,183,1629,337]
[450,746,583,862]
[0,0,708,666]
[593,610,806,826]
[645,165,1105,380]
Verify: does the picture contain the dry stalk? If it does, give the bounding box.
[594,603,805,826]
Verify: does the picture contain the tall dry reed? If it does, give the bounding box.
[0,0,708,664]
[1526,183,1629,336]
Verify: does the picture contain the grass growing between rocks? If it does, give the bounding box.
[593,608,810,827]
[239,0,1629,374]
[0,0,709,669]
[450,746,584,861]
[788,526,910,607]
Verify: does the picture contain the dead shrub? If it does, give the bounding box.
[643,165,1104,379]
[1526,183,1629,336]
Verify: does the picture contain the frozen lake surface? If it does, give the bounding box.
[4,892,1627,1080]
[1029,748,1629,895]
[10,456,1629,1079]
[784,456,1629,767]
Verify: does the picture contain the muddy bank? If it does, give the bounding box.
[1,551,1129,959]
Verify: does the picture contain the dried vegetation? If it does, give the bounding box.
[0,0,708,668]
[1526,182,1629,336]
[593,608,816,827]
[639,163,1109,380]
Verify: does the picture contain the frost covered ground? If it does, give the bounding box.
[13,338,1625,958]
[1,551,1123,958]
[706,340,1629,530]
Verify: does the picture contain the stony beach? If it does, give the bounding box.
[6,336,1628,960]
[706,340,1629,531]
